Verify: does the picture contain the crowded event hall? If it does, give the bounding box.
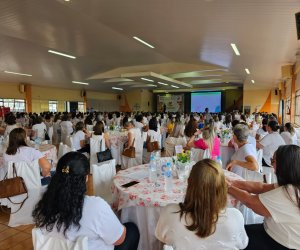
[0,1,300,249]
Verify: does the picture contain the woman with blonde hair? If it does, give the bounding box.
[156,159,248,249]
[187,120,220,159]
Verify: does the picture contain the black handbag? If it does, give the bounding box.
[96,140,112,163]
[44,129,50,141]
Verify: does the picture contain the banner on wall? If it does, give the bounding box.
[157,94,184,113]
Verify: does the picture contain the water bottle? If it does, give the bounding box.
[216,156,223,169]
[34,137,41,150]
[164,162,173,194]
[148,153,157,183]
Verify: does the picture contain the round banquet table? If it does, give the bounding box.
[113,164,244,250]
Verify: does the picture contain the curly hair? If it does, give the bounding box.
[32,152,89,235]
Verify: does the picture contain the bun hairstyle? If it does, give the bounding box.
[268,120,280,132]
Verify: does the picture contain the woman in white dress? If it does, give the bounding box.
[32,116,47,140]
[156,159,248,249]
[60,115,73,144]
[143,117,161,163]
[255,118,268,140]
[92,121,110,150]
[121,119,143,169]
[280,122,297,145]
[226,124,259,180]
[4,114,18,139]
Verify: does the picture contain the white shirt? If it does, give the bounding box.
[4,146,44,163]
[260,132,286,166]
[32,122,47,139]
[72,130,85,150]
[256,128,268,140]
[259,185,300,249]
[41,196,124,250]
[231,143,258,179]
[280,131,297,145]
[156,204,248,250]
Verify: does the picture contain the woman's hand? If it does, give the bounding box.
[226,160,236,171]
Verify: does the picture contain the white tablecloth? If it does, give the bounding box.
[113,164,243,250]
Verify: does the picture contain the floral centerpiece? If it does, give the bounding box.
[176,150,191,164]
[220,128,231,143]
[175,150,192,181]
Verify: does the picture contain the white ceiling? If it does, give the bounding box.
[0,0,299,93]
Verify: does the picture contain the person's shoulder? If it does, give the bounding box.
[84,196,108,209]
[225,207,243,218]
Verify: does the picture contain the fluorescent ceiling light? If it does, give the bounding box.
[230,43,240,56]
[147,84,157,87]
[141,77,154,82]
[171,85,179,88]
[158,82,168,86]
[133,36,155,48]
[251,80,255,84]
[245,68,250,74]
[48,50,76,59]
[197,69,228,72]
[112,87,123,90]
[72,81,89,85]
[4,70,32,77]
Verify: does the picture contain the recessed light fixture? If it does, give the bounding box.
[251,80,255,84]
[4,70,32,77]
[65,0,70,1]
[230,43,240,56]
[245,68,250,74]
[48,50,76,59]
[158,82,168,86]
[112,87,123,90]
[141,77,154,82]
[133,36,155,48]
[171,85,179,89]
[72,81,89,85]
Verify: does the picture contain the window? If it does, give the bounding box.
[78,102,84,112]
[0,98,26,112]
[295,90,300,125]
[49,100,58,112]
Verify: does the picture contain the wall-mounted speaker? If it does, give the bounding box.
[19,84,25,93]
[275,89,278,95]
[296,12,300,40]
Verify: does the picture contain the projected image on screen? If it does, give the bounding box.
[191,92,221,113]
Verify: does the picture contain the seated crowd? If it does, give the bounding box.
[0,109,299,250]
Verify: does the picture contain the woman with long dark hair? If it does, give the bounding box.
[33,152,139,250]
[227,145,300,249]
[156,159,248,249]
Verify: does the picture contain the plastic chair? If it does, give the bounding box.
[190,148,210,162]
[32,228,88,250]
[92,159,116,204]
[163,245,174,250]
[6,160,46,227]
[48,126,53,143]
[66,136,74,149]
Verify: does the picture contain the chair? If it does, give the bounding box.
[262,166,277,184]
[92,159,116,204]
[66,136,74,149]
[164,137,187,157]
[32,228,88,250]
[6,160,46,227]
[48,126,53,143]
[58,143,72,160]
[256,149,263,173]
[190,148,210,162]
[163,245,174,250]
[89,137,105,174]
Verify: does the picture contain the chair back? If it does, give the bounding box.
[92,159,116,204]
[6,160,44,227]
[48,126,53,143]
[66,136,74,149]
[89,137,105,173]
[190,148,210,162]
[32,228,88,250]
[256,149,263,173]
[163,245,174,250]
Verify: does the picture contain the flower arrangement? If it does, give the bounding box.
[177,150,191,163]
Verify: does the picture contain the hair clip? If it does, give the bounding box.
[62,166,70,174]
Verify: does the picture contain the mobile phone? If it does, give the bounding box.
[121,181,139,188]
